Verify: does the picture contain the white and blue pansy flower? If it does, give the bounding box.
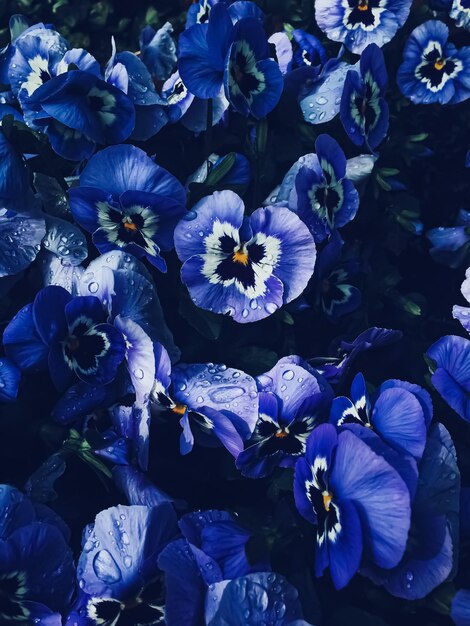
[7,25,69,98]
[236,358,333,478]
[451,0,470,30]
[224,17,283,119]
[397,20,470,105]
[74,503,177,626]
[294,424,411,589]
[69,145,187,271]
[316,0,412,54]
[330,372,429,459]
[174,190,316,323]
[292,134,359,243]
[340,43,389,150]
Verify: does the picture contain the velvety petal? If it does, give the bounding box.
[328,498,363,589]
[157,538,206,626]
[0,485,35,540]
[68,186,111,233]
[249,205,316,303]
[173,362,258,440]
[331,429,411,569]
[294,456,318,525]
[79,145,186,204]
[378,379,433,428]
[178,23,225,99]
[452,589,470,626]
[372,387,427,458]
[33,285,71,346]
[114,316,155,404]
[79,504,177,599]
[3,303,49,371]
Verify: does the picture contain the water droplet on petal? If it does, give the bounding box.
[92,549,122,584]
[282,369,294,381]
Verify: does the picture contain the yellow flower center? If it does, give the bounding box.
[434,58,445,71]
[358,0,369,10]
[123,220,138,232]
[323,493,332,512]
[232,246,249,266]
[172,403,187,415]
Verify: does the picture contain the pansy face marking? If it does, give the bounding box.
[23,54,52,96]
[166,79,188,105]
[350,71,382,134]
[96,201,160,255]
[342,0,386,31]
[62,315,110,376]
[87,591,165,626]
[196,0,211,23]
[254,412,316,457]
[415,41,463,93]
[308,161,345,230]
[306,456,341,546]
[87,87,117,126]
[0,571,29,622]
[201,220,281,299]
[228,41,266,104]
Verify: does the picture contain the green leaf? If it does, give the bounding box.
[205,152,236,186]
[178,294,224,341]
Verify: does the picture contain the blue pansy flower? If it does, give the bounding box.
[179,3,234,100]
[139,22,177,81]
[397,20,470,105]
[105,43,169,141]
[174,190,317,323]
[330,372,430,459]
[0,484,75,624]
[426,335,470,421]
[7,22,69,99]
[313,231,362,320]
[72,503,177,626]
[340,43,389,150]
[315,0,412,54]
[427,209,470,268]
[69,145,187,272]
[451,0,470,31]
[151,345,258,455]
[26,69,135,160]
[294,424,411,589]
[3,285,126,391]
[292,134,359,243]
[362,423,459,600]
[0,358,21,403]
[291,29,327,70]
[453,266,470,332]
[236,356,333,478]
[224,17,284,118]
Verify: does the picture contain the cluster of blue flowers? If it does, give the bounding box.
[0,0,469,624]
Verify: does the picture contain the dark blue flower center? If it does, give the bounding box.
[418,47,457,89]
[231,51,261,98]
[216,235,266,290]
[346,0,381,27]
[0,574,27,621]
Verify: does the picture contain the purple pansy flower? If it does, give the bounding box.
[174,190,316,323]
[294,424,411,589]
[236,356,333,478]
